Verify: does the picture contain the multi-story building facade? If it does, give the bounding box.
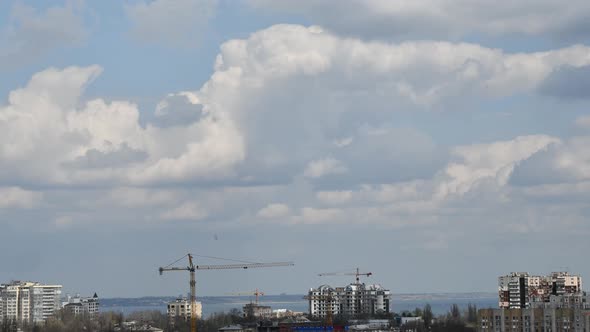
[481,271,588,331]
[243,303,272,319]
[62,293,100,318]
[499,272,583,309]
[478,306,590,332]
[167,298,202,322]
[0,281,62,323]
[308,283,390,318]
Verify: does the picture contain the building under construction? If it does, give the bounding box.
[307,283,390,318]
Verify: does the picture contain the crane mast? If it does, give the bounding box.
[188,254,196,332]
[159,254,294,332]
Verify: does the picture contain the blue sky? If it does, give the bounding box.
[1,0,590,299]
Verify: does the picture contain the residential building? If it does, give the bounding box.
[308,283,390,318]
[243,303,272,319]
[0,281,62,323]
[271,309,305,319]
[62,293,100,318]
[499,272,583,309]
[167,298,202,322]
[478,307,590,332]
[480,271,588,331]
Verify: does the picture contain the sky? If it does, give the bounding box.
[0,0,590,299]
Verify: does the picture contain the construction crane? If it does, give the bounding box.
[226,288,265,305]
[318,267,372,284]
[304,291,336,327]
[159,253,294,332]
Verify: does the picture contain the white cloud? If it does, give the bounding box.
[0,187,42,209]
[249,1,590,41]
[212,25,590,111]
[54,216,74,229]
[316,191,353,205]
[0,2,87,69]
[160,202,208,220]
[299,207,345,224]
[435,135,560,198]
[3,25,590,192]
[108,187,177,207]
[333,137,353,148]
[510,136,590,185]
[257,203,291,219]
[0,65,245,186]
[126,0,217,47]
[303,158,347,178]
[3,26,590,192]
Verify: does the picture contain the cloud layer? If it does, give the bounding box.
[250,0,590,41]
[2,16,590,296]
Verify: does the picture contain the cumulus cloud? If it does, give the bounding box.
[160,202,208,220]
[303,158,347,178]
[211,25,590,110]
[249,0,590,41]
[299,207,345,224]
[316,191,353,205]
[64,143,148,169]
[108,187,178,207]
[0,187,43,209]
[0,65,244,186]
[436,135,560,198]
[510,137,590,185]
[257,203,291,219]
[153,92,204,128]
[4,25,590,191]
[0,2,87,69]
[258,134,574,227]
[126,0,217,47]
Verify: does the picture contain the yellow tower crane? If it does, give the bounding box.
[159,253,294,332]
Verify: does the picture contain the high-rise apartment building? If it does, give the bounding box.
[499,272,583,309]
[0,281,62,323]
[308,283,390,318]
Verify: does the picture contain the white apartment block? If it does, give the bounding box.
[308,283,390,318]
[0,281,62,323]
[167,298,202,321]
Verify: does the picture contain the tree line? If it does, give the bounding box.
[1,303,478,332]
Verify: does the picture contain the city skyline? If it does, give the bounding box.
[0,0,590,298]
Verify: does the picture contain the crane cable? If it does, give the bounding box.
[163,254,190,269]
[163,253,262,268]
[191,254,262,264]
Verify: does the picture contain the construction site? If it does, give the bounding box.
[158,254,394,332]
